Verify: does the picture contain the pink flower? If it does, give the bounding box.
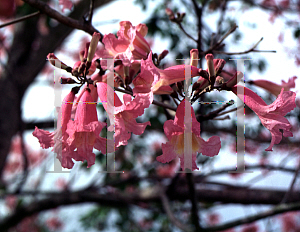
[33,90,76,168]
[0,0,15,18]
[206,213,220,226]
[59,0,73,12]
[98,21,151,67]
[133,52,199,96]
[66,89,115,168]
[156,100,221,171]
[46,217,63,230]
[250,76,297,96]
[97,82,151,147]
[232,85,296,151]
[280,212,300,232]
[241,223,259,232]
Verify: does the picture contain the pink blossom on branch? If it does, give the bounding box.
[66,89,115,168]
[156,100,221,171]
[98,21,151,67]
[97,82,151,147]
[33,90,76,168]
[232,85,296,151]
[133,52,199,96]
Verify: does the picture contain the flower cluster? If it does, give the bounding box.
[33,21,297,171]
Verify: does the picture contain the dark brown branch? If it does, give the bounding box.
[186,173,202,231]
[2,186,300,230]
[88,0,95,23]
[160,191,192,232]
[23,0,102,38]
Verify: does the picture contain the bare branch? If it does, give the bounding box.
[213,37,276,55]
[23,0,102,38]
[0,11,40,29]
[160,191,192,232]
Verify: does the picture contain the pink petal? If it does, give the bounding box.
[173,100,198,129]
[32,127,54,149]
[61,91,75,133]
[197,136,221,157]
[74,90,98,129]
[163,120,183,141]
[178,152,199,171]
[157,142,178,163]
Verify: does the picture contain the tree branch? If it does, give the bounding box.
[23,0,102,38]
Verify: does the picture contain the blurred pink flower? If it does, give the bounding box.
[280,212,300,232]
[46,217,63,230]
[250,76,297,96]
[241,223,259,232]
[206,213,220,226]
[156,100,221,171]
[97,82,151,147]
[5,195,17,211]
[232,86,296,151]
[59,0,73,12]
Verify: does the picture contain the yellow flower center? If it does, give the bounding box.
[170,132,200,155]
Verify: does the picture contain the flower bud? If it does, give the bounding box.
[205,54,215,86]
[61,77,77,84]
[226,71,244,88]
[158,50,169,61]
[198,69,209,80]
[190,49,198,67]
[87,32,101,63]
[83,42,90,60]
[205,54,215,77]
[165,8,175,21]
[136,23,148,37]
[47,53,71,72]
[215,59,226,76]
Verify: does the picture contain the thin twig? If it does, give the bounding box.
[202,201,300,231]
[160,191,192,232]
[176,22,197,42]
[201,23,238,55]
[213,37,276,55]
[0,11,40,29]
[196,100,234,122]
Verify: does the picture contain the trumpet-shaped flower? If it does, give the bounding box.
[66,89,115,168]
[156,100,221,171]
[97,82,151,147]
[33,90,76,169]
[133,52,200,97]
[232,85,296,151]
[250,76,297,96]
[98,21,151,67]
